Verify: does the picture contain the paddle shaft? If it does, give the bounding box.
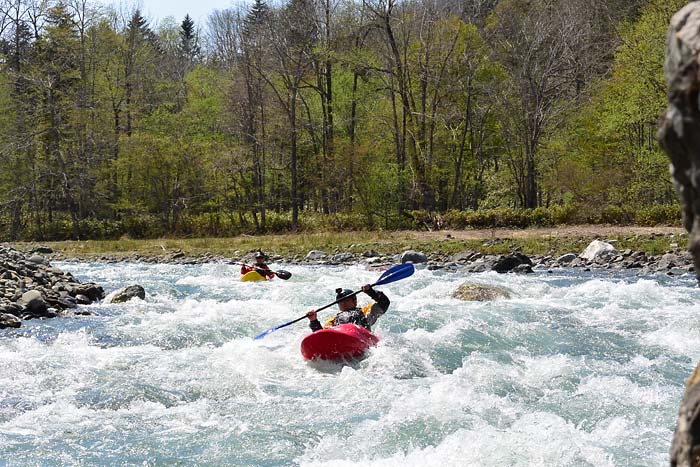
[315,289,364,313]
[253,263,413,339]
[257,288,366,339]
[254,287,372,339]
[313,264,413,313]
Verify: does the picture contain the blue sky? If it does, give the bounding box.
[106,0,240,26]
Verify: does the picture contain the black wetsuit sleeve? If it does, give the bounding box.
[364,288,390,311]
[256,264,274,278]
[309,319,323,332]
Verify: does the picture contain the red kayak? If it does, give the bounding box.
[300,324,379,361]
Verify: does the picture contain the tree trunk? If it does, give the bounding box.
[290,87,299,230]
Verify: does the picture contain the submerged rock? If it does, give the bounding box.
[453,283,510,301]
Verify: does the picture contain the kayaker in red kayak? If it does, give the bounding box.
[306,285,390,332]
[241,251,275,279]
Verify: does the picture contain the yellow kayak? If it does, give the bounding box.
[241,271,266,282]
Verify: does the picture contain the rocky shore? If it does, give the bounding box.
[42,235,695,276]
[0,246,104,329]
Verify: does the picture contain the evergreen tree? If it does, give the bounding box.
[33,3,83,238]
[178,14,200,63]
[243,0,270,35]
[0,20,33,72]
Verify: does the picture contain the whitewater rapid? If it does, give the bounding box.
[0,262,698,466]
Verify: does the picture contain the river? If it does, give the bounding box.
[1,262,698,466]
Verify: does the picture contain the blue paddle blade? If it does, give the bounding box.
[374,263,415,286]
[254,327,280,340]
[254,264,414,340]
[254,328,275,340]
[254,314,307,339]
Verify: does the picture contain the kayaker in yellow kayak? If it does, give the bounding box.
[306,285,390,332]
[240,251,275,279]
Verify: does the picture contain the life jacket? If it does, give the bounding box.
[324,304,374,330]
[241,263,274,278]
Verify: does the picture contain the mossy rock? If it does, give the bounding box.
[453,283,510,301]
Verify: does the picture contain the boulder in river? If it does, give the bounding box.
[110,285,146,303]
[453,283,510,301]
[75,294,92,305]
[27,255,48,265]
[72,283,105,302]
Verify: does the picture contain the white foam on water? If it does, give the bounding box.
[1,263,696,466]
[300,414,621,467]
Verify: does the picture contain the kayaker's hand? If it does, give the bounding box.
[361,284,372,293]
[306,310,317,321]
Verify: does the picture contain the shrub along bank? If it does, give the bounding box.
[0,204,683,242]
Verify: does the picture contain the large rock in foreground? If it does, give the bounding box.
[658,2,700,286]
[659,4,700,467]
[670,364,700,467]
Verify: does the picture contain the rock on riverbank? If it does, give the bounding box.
[0,246,104,329]
[38,236,696,277]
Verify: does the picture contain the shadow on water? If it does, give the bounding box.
[305,355,367,374]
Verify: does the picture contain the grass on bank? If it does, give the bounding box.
[8,228,689,260]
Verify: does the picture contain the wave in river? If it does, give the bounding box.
[0,262,697,466]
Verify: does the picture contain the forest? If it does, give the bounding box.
[0,0,686,240]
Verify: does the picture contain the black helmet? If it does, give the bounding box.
[335,288,354,300]
[255,251,267,259]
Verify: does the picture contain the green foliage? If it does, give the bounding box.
[0,0,690,241]
[545,0,683,210]
[406,202,682,230]
[634,204,682,226]
[599,205,627,225]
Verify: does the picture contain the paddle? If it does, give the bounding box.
[254,263,414,340]
[235,262,292,280]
